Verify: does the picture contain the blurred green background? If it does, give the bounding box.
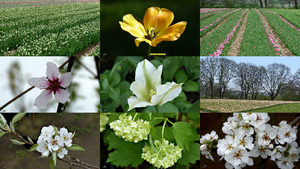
[100,0,200,56]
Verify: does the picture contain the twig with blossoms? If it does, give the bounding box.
[0,59,71,111]
[0,113,100,169]
[255,8,285,56]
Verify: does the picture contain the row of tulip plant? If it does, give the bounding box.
[200,8,230,20]
[200,8,228,14]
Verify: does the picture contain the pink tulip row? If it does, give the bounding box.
[200,9,229,20]
[0,0,99,4]
[255,9,284,56]
[263,9,300,32]
[209,9,248,56]
[200,8,227,14]
[200,9,241,32]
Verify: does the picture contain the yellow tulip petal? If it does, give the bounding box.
[135,38,152,47]
[119,14,147,38]
[152,21,187,47]
[143,7,174,36]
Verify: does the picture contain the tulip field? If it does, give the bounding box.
[0,1,100,56]
[200,99,300,113]
[200,8,300,56]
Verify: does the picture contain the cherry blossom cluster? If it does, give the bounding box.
[200,9,241,32]
[109,114,151,143]
[210,9,248,56]
[141,139,183,169]
[263,9,300,32]
[200,8,227,14]
[36,125,73,159]
[255,9,284,56]
[200,113,300,169]
[200,130,218,160]
[200,9,228,20]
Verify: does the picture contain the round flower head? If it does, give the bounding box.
[28,62,73,107]
[141,139,183,168]
[110,114,150,143]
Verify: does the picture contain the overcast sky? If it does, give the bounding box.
[0,57,99,113]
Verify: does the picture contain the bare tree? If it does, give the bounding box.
[200,59,209,97]
[217,58,237,99]
[201,57,219,99]
[249,65,266,100]
[263,63,291,100]
[235,63,250,99]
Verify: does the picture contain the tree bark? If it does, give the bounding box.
[295,0,299,9]
[265,0,268,8]
[259,0,263,8]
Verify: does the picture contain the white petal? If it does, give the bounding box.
[46,62,60,81]
[159,82,182,105]
[128,96,154,111]
[130,80,148,100]
[135,59,156,81]
[150,65,163,87]
[55,89,70,104]
[150,84,171,105]
[28,77,49,89]
[34,90,53,107]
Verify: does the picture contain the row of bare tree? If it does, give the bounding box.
[200,57,300,100]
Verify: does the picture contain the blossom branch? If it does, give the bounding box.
[94,56,100,87]
[74,57,98,78]
[57,56,75,113]
[288,115,300,127]
[60,157,100,169]
[0,59,70,111]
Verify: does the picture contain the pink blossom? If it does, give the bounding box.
[28,62,73,107]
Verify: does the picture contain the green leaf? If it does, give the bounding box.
[0,131,7,138]
[11,112,26,124]
[0,114,7,125]
[27,136,34,144]
[142,103,179,113]
[163,57,182,82]
[185,100,200,113]
[183,80,199,92]
[155,126,175,143]
[66,144,85,151]
[172,122,199,151]
[50,152,57,169]
[108,72,121,87]
[106,132,144,167]
[9,122,15,133]
[108,87,120,99]
[29,144,38,152]
[10,139,25,145]
[175,69,188,83]
[177,143,200,165]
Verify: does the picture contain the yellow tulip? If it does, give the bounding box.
[119,7,187,47]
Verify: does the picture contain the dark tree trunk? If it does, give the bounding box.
[265,0,268,8]
[259,0,263,8]
[295,0,299,9]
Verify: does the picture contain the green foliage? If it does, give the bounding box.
[249,103,300,113]
[173,122,199,151]
[177,143,201,165]
[106,132,145,167]
[66,144,85,151]
[11,113,26,125]
[50,152,57,169]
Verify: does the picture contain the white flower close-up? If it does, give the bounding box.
[28,62,73,107]
[128,59,182,111]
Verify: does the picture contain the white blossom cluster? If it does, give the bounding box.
[109,114,151,143]
[141,139,183,169]
[36,125,73,159]
[200,113,300,169]
[200,130,218,160]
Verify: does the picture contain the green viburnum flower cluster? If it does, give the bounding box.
[109,114,151,143]
[100,113,109,132]
[141,139,183,169]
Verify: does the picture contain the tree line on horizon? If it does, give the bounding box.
[200,57,300,101]
[200,0,299,9]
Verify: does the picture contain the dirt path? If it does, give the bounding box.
[227,10,249,56]
[260,11,294,56]
[200,16,230,44]
[74,41,100,56]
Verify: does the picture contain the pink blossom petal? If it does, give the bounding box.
[34,90,53,107]
[46,62,60,81]
[59,72,73,88]
[28,77,49,89]
[55,89,70,104]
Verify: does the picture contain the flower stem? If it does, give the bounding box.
[57,56,75,113]
[133,113,138,121]
[155,105,159,113]
[162,118,168,139]
[147,45,152,59]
